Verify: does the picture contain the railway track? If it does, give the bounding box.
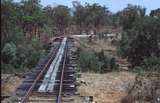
[14,37,78,103]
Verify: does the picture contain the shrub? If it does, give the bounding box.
[110,57,116,70]
[14,43,45,69]
[79,50,117,73]
[131,66,145,76]
[118,17,160,66]
[9,27,24,45]
[143,56,160,66]
[79,51,100,72]
[1,42,16,63]
[117,32,130,57]
[31,38,43,50]
[130,56,160,74]
[97,50,117,72]
[143,56,160,72]
[1,61,15,73]
[2,39,47,73]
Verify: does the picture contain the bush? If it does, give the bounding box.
[1,62,15,73]
[143,56,160,66]
[9,27,24,45]
[79,50,117,73]
[1,38,48,73]
[143,56,160,72]
[1,42,16,63]
[131,66,146,76]
[31,38,43,50]
[117,32,130,57]
[13,44,31,68]
[14,42,45,69]
[79,51,100,72]
[97,50,117,72]
[118,17,160,66]
[25,48,42,68]
[131,56,160,75]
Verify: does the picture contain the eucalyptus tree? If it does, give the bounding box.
[118,4,146,30]
[1,0,23,47]
[72,1,86,34]
[84,3,109,35]
[42,5,55,37]
[52,5,71,35]
[43,5,54,27]
[20,0,44,40]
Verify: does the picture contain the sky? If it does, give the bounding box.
[40,0,160,14]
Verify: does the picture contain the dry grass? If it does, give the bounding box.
[79,72,136,103]
[1,74,22,96]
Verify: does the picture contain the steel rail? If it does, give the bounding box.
[20,39,62,103]
[57,41,67,103]
[38,37,67,92]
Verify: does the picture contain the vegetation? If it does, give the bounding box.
[1,0,112,73]
[1,0,48,73]
[1,0,159,73]
[72,1,110,35]
[79,50,117,73]
[1,38,47,73]
[117,5,160,72]
[52,5,71,35]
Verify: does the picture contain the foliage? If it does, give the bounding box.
[1,0,160,73]
[1,0,22,47]
[84,3,110,34]
[52,5,71,34]
[142,56,160,72]
[1,30,47,73]
[72,1,86,26]
[1,42,47,73]
[79,50,117,73]
[119,16,160,66]
[42,24,55,37]
[118,4,160,71]
[1,62,16,73]
[118,4,146,30]
[1,42,17,63]
[79,51,100,72]
[85,4,109,26]
[117,31,130,57]
[96,50,117,72]
[72,2,111,34]
[1,0,49,73]
[9,27,25,45]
